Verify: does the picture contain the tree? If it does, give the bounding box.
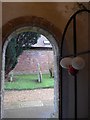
[5,32,41,79]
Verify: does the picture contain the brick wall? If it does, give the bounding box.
[13,50,54,74]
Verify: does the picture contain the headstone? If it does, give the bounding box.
[9,70,14,82]
[37,63,42,83]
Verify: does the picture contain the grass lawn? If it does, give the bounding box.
[4,74,54,90]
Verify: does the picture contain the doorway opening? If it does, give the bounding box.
[2,26,60,118]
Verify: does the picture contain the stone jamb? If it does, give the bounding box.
[2,16,62,118]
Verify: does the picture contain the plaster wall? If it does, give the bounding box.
[2,2,76,32]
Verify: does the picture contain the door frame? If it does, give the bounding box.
[1,16,62,119]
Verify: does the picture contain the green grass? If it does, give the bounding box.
[4,74,54,90]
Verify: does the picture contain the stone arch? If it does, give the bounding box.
[2,16,62,118]
[2,16,62,46]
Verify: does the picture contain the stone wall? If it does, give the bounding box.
[13,50,54,74]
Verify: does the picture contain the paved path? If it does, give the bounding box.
[4,88,54,108]
[4,88,54,118]
[4,106,54,118]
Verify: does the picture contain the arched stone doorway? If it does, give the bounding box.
[1,16,62,118]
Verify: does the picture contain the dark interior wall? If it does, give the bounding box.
[88,50,90,115]
[0,2,2,118]
[88,3,90,118]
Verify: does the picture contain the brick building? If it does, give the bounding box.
[13,35,54,74]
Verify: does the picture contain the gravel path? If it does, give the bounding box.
[4,88,54,109]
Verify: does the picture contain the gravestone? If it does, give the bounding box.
[37,63,42,83]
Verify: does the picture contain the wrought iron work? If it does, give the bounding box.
[60,9,90,119]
